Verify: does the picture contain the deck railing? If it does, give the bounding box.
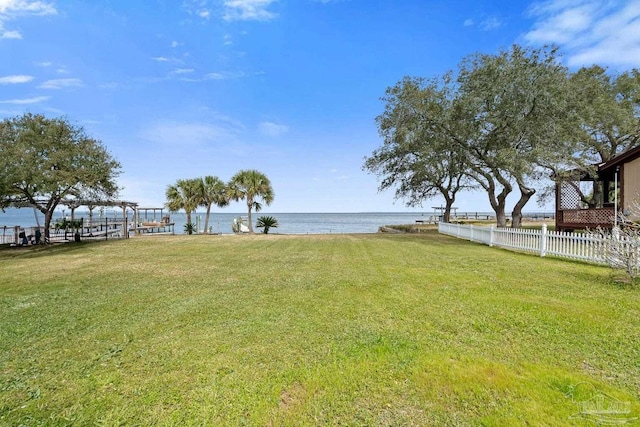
[1,219,127,246]
[438,222,612,265]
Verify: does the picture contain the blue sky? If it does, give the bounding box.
[1,0,639,213]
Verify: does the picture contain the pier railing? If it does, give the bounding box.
[1,218,128,246]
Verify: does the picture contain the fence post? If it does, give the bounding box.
[489,226,494,247]
[540,223,547,257]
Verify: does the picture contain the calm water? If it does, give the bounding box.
[0,208,447,234]
[0,208,553,235]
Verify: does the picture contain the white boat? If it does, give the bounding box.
[232,217,250,233]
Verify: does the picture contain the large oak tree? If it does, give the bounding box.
[456,45,576,227]
[367,45,581,227]
[547,66,640,208]
[0,113,121,242]
[364,74,473,223]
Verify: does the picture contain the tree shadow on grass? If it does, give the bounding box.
[376,230,488,248]
[0,239,125,260]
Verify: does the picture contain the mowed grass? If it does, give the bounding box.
[1,231,639,426]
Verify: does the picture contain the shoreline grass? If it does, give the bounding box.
[1,232,638,425]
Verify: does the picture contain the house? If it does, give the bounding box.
[556,145,640,231]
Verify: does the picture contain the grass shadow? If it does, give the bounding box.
[0,239,126,260]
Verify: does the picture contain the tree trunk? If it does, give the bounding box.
[496,210,508,228]
[511,181,536,228]
[486,181,509,227]
[492,195,509,227]
[247,201,254,234]
[468,168,511,228]
[186,211,193,234]
[41,201,60,243]
[442,196,455,223]
[43,210,53,243]
[204,204,212,234]
[494,172,512,228]
[592,181,604,208]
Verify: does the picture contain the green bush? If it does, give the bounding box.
[256,215,279,234]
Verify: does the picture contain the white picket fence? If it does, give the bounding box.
[438,222,610,265]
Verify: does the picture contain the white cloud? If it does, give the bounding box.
[204,71,247,80]
[0,0,56,40]
[0,0,57,15]
[171,68,195,75]
[0,74,32,84]
[480,16,503,31]
[34,60,51,67]
[206,72,227,80]
[0,95,49,104]
[38,78,82,89]
[151,56,171,62]
[258,121,288,137]
[1,28,20,38]
[462,14,502,31]
[181,1,213,21]
[525,0,640,68]
[223,0,278,22]
[170,40,181,48]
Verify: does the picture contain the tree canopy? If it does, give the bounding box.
[364,74,473,223]
[545,66,640,208]
[200,175,228,234]
[365,45,640,227]
[0,113,121,241]
[228,169,274,234]
[163,171,274,234]
[165,178,202,234]
[455,45,576,227]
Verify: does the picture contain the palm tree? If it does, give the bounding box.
[165,178,201,234]
[200,175,228,233]
[228,169,274,234]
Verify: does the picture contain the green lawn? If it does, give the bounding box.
[1,232,638,426]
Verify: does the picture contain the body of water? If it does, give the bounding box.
[0,208,433,234]
[0,208,554,235]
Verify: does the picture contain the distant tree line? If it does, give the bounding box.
[165,169,274,234]
[364,44,640,227]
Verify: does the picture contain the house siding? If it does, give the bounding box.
[623,157,640,220]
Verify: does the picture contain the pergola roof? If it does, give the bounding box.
[10,199,138,209]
